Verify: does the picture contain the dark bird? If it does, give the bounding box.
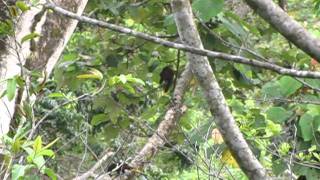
[107,162,133,174]
[159,66,175,92]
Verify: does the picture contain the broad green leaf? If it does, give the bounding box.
[33,136,42,153]
[12,139,22,153]
[12,164,34,180]
[192,0,224,21]
[16,1,30,12]
[32,155,46,171]
[313,115,320,132]
[38,149,55,157]
[6,78,16,101]
[220,15,248,40]
[91,114,109,126]
[299,113,313,141]
[266,107,293,124]
[303,78,320,89]
[21,32,40,43]
[44,168,57,180]
[278,76,302,97]
[261,81,282,98]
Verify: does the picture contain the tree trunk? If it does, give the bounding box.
[171,0,267,179]
[0,0,88,137]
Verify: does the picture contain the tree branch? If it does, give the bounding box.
[73,151,114,180]
[171,0,267,179]
[129,65,192,169]
[44,2,320,79]
[244,0,320,61]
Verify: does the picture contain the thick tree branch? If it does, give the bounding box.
[244,0,320,62]
[44,2,320,79]
[129,65,192,169]
[171,0,267,179]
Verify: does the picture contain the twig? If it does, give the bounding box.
[73,151,114,180]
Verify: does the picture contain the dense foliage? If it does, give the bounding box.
[2,0,320,179]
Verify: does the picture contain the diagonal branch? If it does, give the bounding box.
[244,0,320,61]
[171,0,266,179]
[44,2,320,79]
[129,65,192,169]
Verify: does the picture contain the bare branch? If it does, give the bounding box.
[244,0,320,61]
[171,0,267,179]
[73,151,114,180]
[44,2,320,79]
[130,64,192,169]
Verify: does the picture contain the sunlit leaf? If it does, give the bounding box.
[76,68,103,80]
[6,78,16,101]
[16,1,30,12]
[91,114,109,126]
[33,136,42,153]
[221,149,239,168]
[21,32,40,43]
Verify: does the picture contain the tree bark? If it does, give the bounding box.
[171,0,267,179]
[0,0,88,137]
[244,0,320,61]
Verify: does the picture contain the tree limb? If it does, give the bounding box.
[129,65,192,169]
[171,0,267,179]
[45,2,320,79]
[244,0,320,61]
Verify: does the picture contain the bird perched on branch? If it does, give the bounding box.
[159,65,175,92]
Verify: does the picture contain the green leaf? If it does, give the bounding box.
[313,115,320,132]
[119,74,127,84]
[192,0,224,21]
[38,149,55,157]
[278,76,302,97]
[265,120,282,137]
[266,107,293,124]
[6,78,17,101]
[91,114,109,126]
[12,164,34,180]
[104,124,120,141]
[33,136,42,153]
[299,113,313,141]
[272,160,286,175]
[21,32,40,43]
[261,81,282,98]
[32,155,46,171]
[16,1,30,12]
[44,168,57,180]
[47,92,65,98]
[76,68,103,80]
